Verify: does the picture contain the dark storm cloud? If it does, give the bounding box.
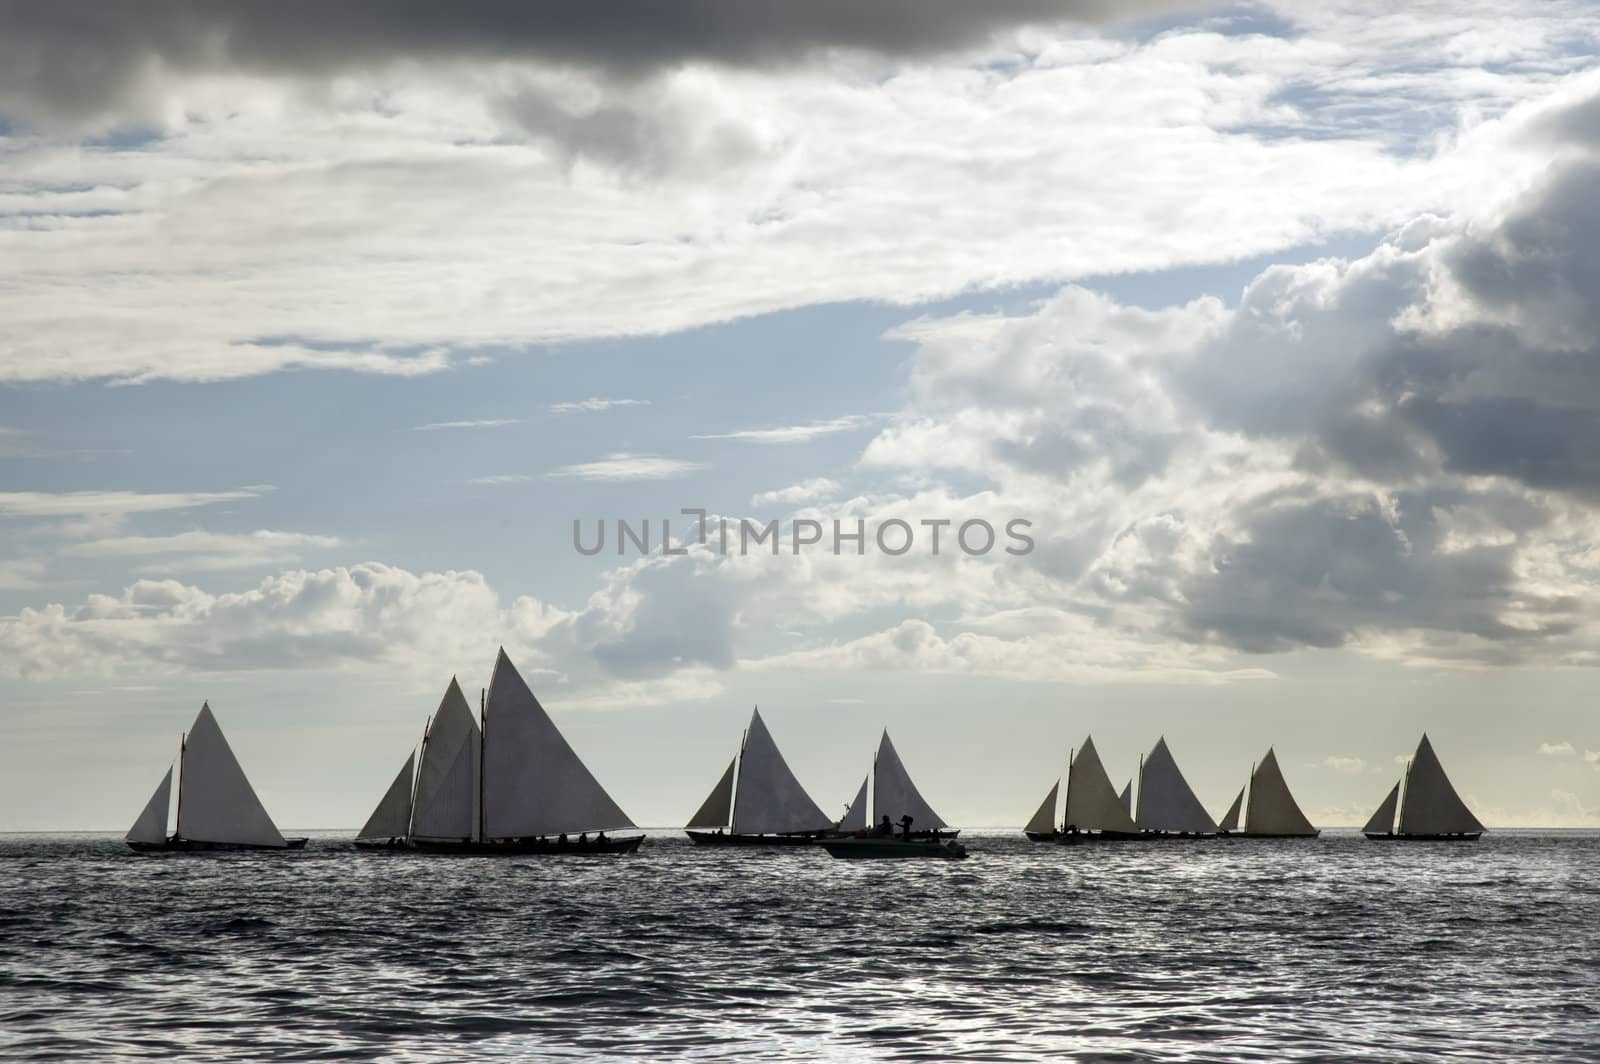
[1179,490,1578,654]
[0,0,1190,125]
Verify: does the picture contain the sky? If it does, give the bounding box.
[4,0,1600,831]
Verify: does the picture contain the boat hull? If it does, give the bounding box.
[820,836,968,860]
[127,836,309,852]
[1218,831,1322,839]
[1056,829,1155,845]
[408,835,645,855]
[684,830,832,846]
[1363,832,1482,842]
[1024,830,1058,843]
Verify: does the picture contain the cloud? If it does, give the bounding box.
[0,559,47,590]
[546,453,707,481]
[694,416,872,444]
[414,418,520,431]
[1323,756,1366,775]
[751,478,841,507]
[10,15,1592,383]
[1586,750,1600,766]
[1537,741,1576,756]
[547,398,650,415]
[0,1,1189,126]
[0,487,271,517]
[468,474,537,486]
[61,530,341,572]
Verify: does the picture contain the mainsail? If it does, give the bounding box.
[1363,782,1400,835]
[1135,737,1218,834]
[1246,748,1317,836]
[871,731,947,830]
[1064,737,1136,832]
[839,777,868,831]
[687,757,736,829]
[357,751,415,842]
[1218,786,1244,833]
[176,703,287,848]
[126,765,172,846]
[410,680,479,841]
[1025,781,1060,834]
[731,708,832,835]
[483,648,635,838]
[1397,734,1484,835]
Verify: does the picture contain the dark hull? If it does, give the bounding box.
[1056,829,1157,845]
[684,830,830,847]
[409,835,644,855]
[127,836,309,852]
[821,837,967,860]
[1024,830,1058,842]
[1364,832,1482,842]
[352,837,410,850]
[1218,831,1322,839]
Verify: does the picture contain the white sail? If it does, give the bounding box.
[483,648,634,838]
[1363,782,1400,834]
[1397,734,1484,835]
[1218,786,1244,833]
[1064,737,1137,832]
[126,765,172,845]
[731,708,832,835]
[176,703,287,847]
[1025,781,1059,834]
[411,680,479,840]
[871,730,947,830]
[357,751,415,841]
[1135,737,1218,834]
[839,776,868,831]
[687,757,736,829]
[1119,780,1132,816]
[409,679,479,840]
[1245,748,1317,836]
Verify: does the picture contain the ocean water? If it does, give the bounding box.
[1,830,1596,1062]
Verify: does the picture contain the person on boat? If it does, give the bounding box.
[597,831,607,844]
[876,815,893,837]
[899,814,914,839]
[558,833,568,846]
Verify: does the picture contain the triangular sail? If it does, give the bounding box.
[357,751,415,841]
[839,776,868,831]
[731,708,832,835]
[126,766,172,845]
[483,648,634,838]
[687,757,736,829]
[1025,781,1059,834]
[176,703,287,847]
[871,731,947,830]
[1135,737,1218,834]
[1119,780,1132,815]
[1363,782,1400,834]
[1218,786,1244,833]
[1245,748,1317,836]
[1397,734,1484,835]
[411,680,479,841]
[1064,737,1136,832]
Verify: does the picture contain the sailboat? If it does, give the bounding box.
[821,730,966,858]
[1133,736,1218,839]
[684,707,836,845]
[1364,734,1484,842]
[126,702,308,852]
[1024,736,1141,842]
[1216,748,1319,838]
[352,651,643,854]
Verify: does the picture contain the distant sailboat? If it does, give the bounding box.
[1134,737,1218,838]
[685,708,835,846]
[352,652,643,854]
[1216,748,1319,838]
[126,703,307,852]
[1364,734,1484,842]
[829,730,960,844]
[1027,736,1141,842]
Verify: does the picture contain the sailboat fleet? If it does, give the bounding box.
[126,654,1489,857]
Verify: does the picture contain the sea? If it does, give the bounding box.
[1,830,1596,1062]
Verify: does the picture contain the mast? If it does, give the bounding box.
[174,732,186,841]
[1064,746,1073,829]
[479,688,486,843]
[730,720,749,831]
[408,712,433,838]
